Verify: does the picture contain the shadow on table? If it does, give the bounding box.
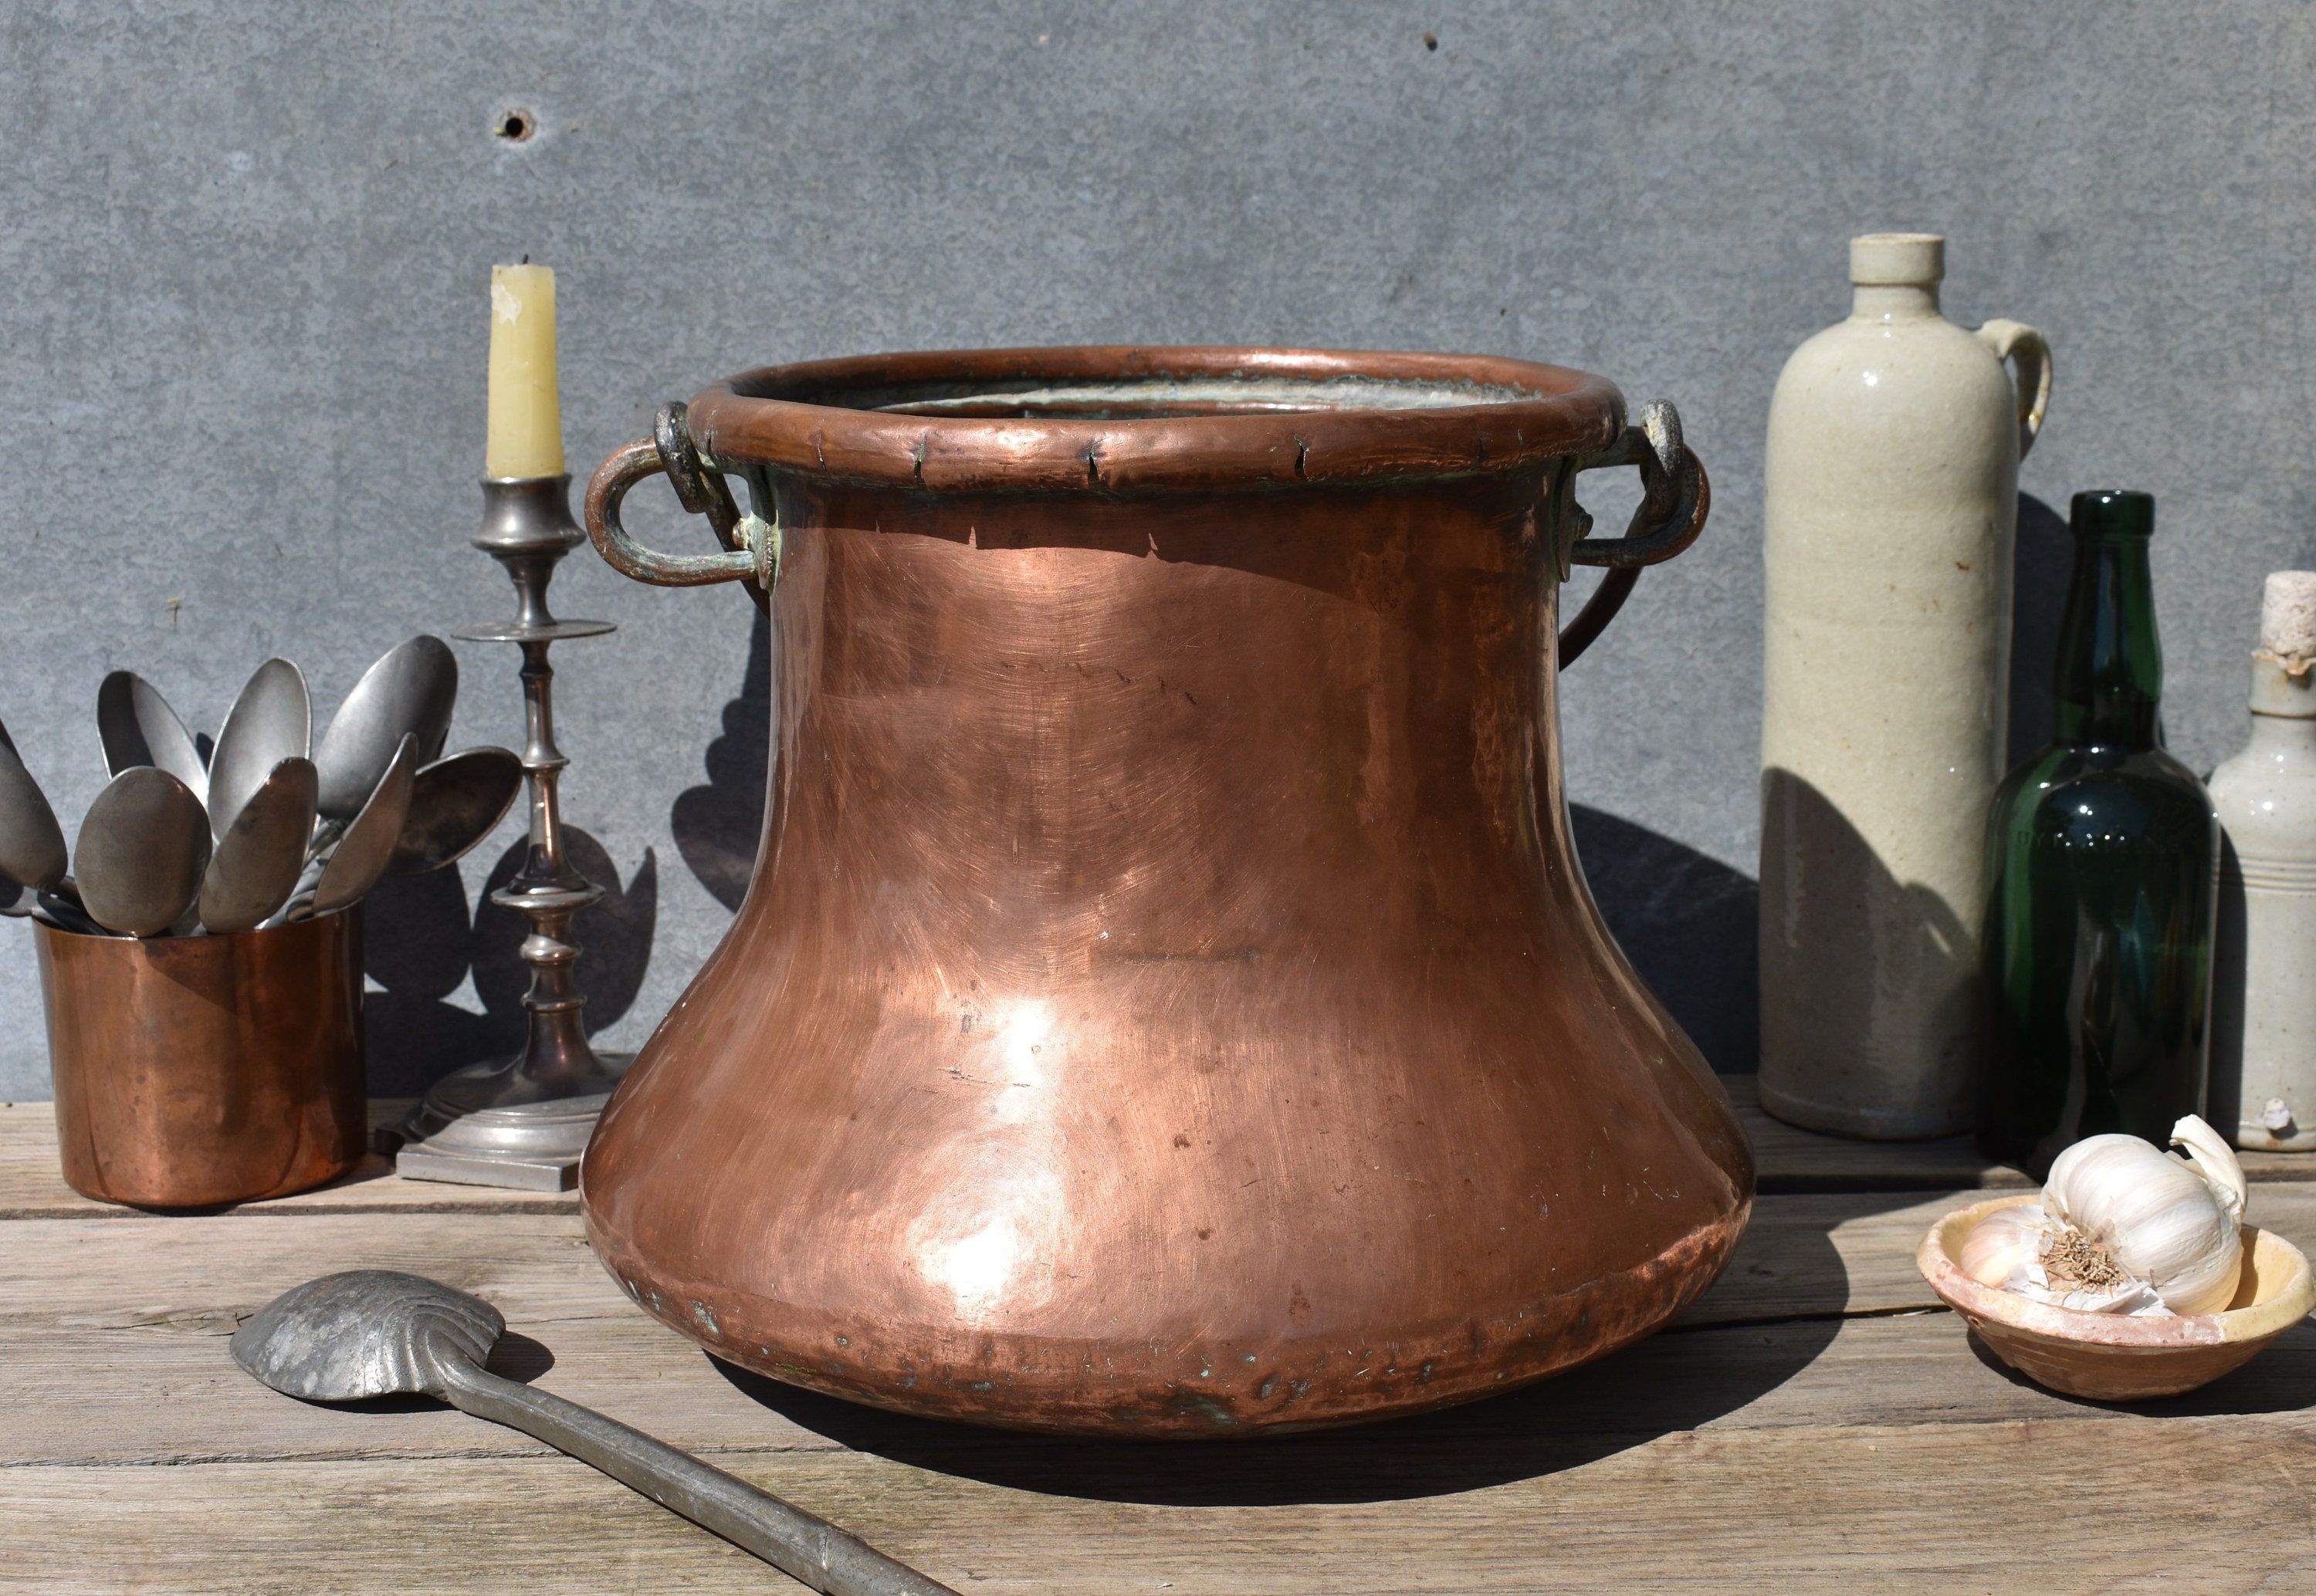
[705,1188,1944,1506]
[361,829,659,1098]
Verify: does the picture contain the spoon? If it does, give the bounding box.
[232,1271,957,1596]
[74,768,212,936]
[309,735,416,915]
[313,637,457,822]
[0,885,111,935]
[206,659,310,840]
[0,875,110,935]
[387,746,524,875]
[198,758,318,934]
[96,671,209,806]
[0,718,69,893]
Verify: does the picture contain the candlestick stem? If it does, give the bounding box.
[396,475,626,1189]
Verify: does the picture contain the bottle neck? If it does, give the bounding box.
[1850,282,1941,320]
[2053,532,2163,749]
[2243,711,2316,758]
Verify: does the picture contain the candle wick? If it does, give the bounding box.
[520,253,530,265]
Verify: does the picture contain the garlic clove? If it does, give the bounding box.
[1961,1204,2050,1288]
[2171,1114,2248,1223]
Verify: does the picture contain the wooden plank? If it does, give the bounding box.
[10,1415,2316,1594]
[10,1193,2316,1469]
[0,1101,577,1218]
[5,1079,2312,1213]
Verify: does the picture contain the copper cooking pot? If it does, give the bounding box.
[580,346,1750,1437]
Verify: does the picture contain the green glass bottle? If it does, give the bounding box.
[1978,490,2220,1176]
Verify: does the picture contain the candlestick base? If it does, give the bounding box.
[393,1074,628,1192]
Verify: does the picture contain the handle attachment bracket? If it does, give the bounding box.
[585,404,775,608]
[1556,399,1712,667]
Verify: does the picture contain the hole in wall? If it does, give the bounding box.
[493,107,537,143]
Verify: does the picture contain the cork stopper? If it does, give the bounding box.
[2260,571,2316,676]
[1850,233,1944,287]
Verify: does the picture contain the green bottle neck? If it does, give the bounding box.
[2052,529,2162,749]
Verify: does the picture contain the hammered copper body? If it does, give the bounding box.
[581,347,1751,1436]
[40,908,365,1207]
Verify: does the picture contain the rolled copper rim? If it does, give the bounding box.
[685,344,1627,495]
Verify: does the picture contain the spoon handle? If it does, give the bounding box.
[435,1355,957,1596]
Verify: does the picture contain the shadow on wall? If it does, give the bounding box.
[1569,806,1759,1074]
[361,831,658,1097]
[672,607,773,911]
[2008,493,2071,766]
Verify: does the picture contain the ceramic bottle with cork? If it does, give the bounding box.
[2208,571,2316,1152]
[1759,232,2053,1138]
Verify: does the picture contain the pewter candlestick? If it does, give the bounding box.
[397,475,628,1190]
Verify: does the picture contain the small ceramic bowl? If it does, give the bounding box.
[1917,1194,2316,1401]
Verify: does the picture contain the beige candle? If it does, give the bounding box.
[485,263,566,478]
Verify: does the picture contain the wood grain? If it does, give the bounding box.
[0,1101,578,1218]
[9,1192,2316,1473]
[8,1094,2316,1591]
[11,1416,2316,1594]
[5,1082,2311,1214]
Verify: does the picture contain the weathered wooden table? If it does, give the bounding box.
[7,1076,2314,1592]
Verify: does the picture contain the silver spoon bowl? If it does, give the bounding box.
[207,660,310,842]
[199,757,318,935]
[0,718,68,893]
[75,768,211,937]
[96,671,208,806]
[309,735,416,916]
[313,637,457,822]
[388,746,524,875]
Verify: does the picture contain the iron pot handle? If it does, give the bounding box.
[1556,399,1712,668]
[584,404,775,606]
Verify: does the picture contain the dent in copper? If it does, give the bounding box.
[581,347,1752,1437]
[41,908,366,1208]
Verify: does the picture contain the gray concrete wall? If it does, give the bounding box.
[2,1,2311,1097]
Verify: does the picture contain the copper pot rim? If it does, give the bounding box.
[686,343,1627,495]
[32,902,357,953]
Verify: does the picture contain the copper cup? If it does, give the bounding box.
[39,907,367,1208]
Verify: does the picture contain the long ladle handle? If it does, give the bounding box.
[434,1354,959,1596]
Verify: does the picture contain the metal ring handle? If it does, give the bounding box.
[1556,400,1712,667]
[584,406,775,596]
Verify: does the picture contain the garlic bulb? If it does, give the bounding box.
[2040,1116,2249,1315]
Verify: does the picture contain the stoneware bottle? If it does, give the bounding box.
[2209,571,2316,1151]
[1759,232,2052,1138]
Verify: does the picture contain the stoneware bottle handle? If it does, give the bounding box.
[1557,399,1713,668]
[1976,319,2053,460]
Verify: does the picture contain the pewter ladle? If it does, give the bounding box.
[232,1271,957,1596]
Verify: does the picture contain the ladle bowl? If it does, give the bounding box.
[233,1271,957,1595]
